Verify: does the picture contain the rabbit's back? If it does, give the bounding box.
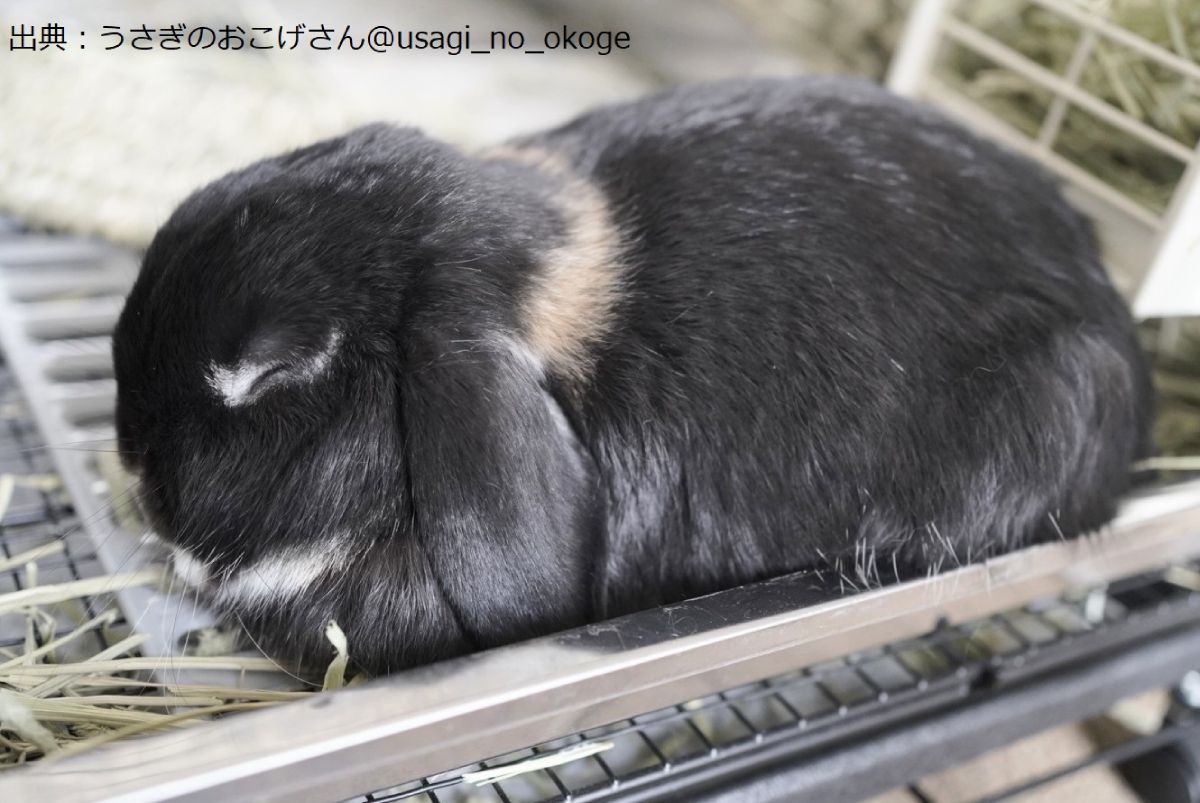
[516,77,1152,615]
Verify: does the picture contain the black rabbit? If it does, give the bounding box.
[112,77,1153,675]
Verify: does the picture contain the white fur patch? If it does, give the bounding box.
[305,329,342,379]
[207,329,342,407]
[216,541,345,608]
[208,361,274,406]
[171,547,209,589]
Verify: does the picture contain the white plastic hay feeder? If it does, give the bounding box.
[889,0,1200,318]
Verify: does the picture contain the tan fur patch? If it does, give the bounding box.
[481,146,623,381]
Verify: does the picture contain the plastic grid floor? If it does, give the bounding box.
[0,355,128,659]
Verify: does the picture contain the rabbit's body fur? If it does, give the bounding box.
[113,77,1152,674]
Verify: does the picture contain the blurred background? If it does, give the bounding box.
[0,0,1197,456]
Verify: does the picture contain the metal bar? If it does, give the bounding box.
[679,620,1200,803]
[2,482,1199,803]
[942,17,1195,164]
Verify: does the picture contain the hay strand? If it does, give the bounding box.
[0,690,59,754]
[0,542,65,575]
[0,568,166,615]
[1137,456,1200,471]
[0,543,318,767]
[322,620,350,692]
[463,740,615,786]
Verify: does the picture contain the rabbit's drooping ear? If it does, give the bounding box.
[401,332,598,647]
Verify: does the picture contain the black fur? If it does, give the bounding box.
[112,77,1153,675]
